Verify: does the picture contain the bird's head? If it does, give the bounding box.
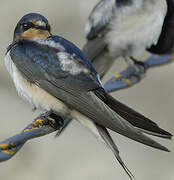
[13,13,51,42]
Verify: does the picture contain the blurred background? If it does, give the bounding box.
[0,0,174,180]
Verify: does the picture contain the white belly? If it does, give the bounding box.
[4,51,70,116]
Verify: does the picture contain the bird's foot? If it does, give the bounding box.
[130,57,149,74]
[23,111,58,133]
[38,111,72,136]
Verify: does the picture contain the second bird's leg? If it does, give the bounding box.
[130,57,149,74]
[96,124,134,180]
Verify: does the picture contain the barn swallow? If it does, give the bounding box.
[5,13,172,179]
[83,0,168,77]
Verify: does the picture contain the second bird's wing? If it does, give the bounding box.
[85,0,116,40]
[83,0,116,77]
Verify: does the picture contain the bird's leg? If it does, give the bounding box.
[0,111,72,162]
[96,124,134,180]
[124,57,133,67]
[47,111,72,137]
[130,57,149,74]
[42,110,72,132]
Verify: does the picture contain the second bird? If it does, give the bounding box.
[83,0,168,77]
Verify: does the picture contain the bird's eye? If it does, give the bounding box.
[21,22,34,31]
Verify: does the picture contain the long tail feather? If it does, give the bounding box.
[94,88,172,139]
[96,124,134,180]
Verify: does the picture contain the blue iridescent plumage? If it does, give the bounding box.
[51,36,97,73]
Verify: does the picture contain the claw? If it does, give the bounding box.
[130,57,149,74]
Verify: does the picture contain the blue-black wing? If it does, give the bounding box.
[85,0,116,40]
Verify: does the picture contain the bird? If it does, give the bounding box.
[83,0,168,77]
[5,13,172,179]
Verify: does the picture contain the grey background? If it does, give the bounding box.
[0,0,174,180]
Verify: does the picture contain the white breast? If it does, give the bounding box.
[106,0,167,58]
[4,51,70,116]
